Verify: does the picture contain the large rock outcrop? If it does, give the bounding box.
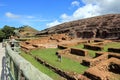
[37,14,120,39]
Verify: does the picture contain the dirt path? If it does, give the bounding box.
[0,43,5,80]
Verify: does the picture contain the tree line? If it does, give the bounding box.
[0,25,16,42]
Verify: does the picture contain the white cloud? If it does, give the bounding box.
[47,0,120,27]
[82,0,120,14]
[5,12,37,19]
[67,0,120,20]
[5,12,20,19]
[5,12,49,29]
[60,13,72,22]
[46,20,61,28]
[73,4,100,19]
[60,4,100,22]
[61,13,68,19]
[71,1,80,7]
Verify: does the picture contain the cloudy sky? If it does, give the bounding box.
[0,0,120,30]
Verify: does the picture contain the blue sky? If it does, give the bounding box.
[0,0,120,30]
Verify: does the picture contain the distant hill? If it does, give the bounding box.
[18,26,39,38]
[37,14,120,39]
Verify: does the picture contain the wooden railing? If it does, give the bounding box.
[4,40,53,80]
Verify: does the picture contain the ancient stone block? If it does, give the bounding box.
[70,48,88,56]
[84,44,103,51]
[81,59,91,67]
[57,45,68,49]
[108,48,120,53]
[83,58,120,80]
[95,52,108,58]
[36,14,120,39]
[108,52,120,59]
[57,48,71,54]
[90,54,108,67]
[109,63,120,74]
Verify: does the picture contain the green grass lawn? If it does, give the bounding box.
[72,42,120,57]
[20,42,120,80]
[104,42,120,51]
[72,44,84,49]
[31,48,88,74]
[72,44,96,57]
[20,52,64,80]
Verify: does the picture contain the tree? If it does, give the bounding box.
[2,25,15,38]
[0,29,5,42]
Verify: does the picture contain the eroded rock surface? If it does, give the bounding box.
[37,14,120,39]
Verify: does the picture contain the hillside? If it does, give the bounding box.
[37,14,120,39]
[18,26,39,38]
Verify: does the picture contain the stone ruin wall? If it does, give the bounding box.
[83,57,120,80]
[37,14,120,39]
[70,48,88,56]
[73,27,120,39]
[108,47,120,53]
[84,44,103,51]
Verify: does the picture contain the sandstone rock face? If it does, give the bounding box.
[37,14,120,39]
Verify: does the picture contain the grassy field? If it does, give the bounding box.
[72,42,120,57]
[20,41,120,80]
[72,44,97,57]
[20,52,65,80]
[104,42,120,51]
[72,44,84,49]
[31,48,88,74]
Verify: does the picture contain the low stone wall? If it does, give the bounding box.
[77,74,90,80]
[109,62,120,74]
[92,42,104,46]
[94,52,105,57]
[57,45,68,49]
[90,54,108,67]
[95,52,109,58]
[57,48,71,54]
[71,48,88,56]
[84,44,103,51]
[59,42,78,47]
[20,45,35,50]
[109,53,120,59]
[35,56,77,80]
[108,48,120,53]
[32,44,46,48]
[32,44,38,48]
[94,39,103,42]
[81,58,91,67]
[83,58,120,80]
[83,71,101,80]
[57,48,88,56]
[25,41,30,44]
[82,53,108,67]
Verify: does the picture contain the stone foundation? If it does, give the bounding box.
[90,54,108,67]
[108,62,120,74]
[108,48,120,53]
[57,45,68,49]
[84,44,103,51]
[35,56,77,80]
[57,48,71,54]
[108,53,120,59]
[83,58,120,80]
[71,48,88,56]
[81,58,91,67]
[81,53,108,67]
[95,52,108,57]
